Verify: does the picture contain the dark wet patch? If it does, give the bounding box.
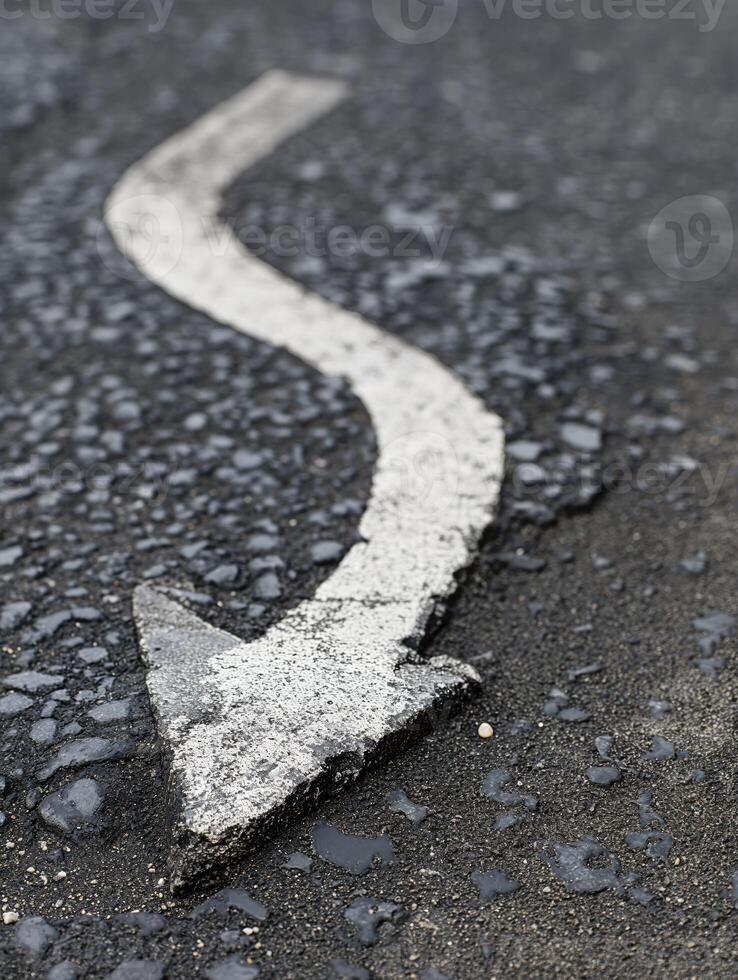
[567,663,602,682]
[585,765,621,787]
[311,821,394,874]
[482,770,537,811]
[343,897,406,947]
[642,736,675,762]
[282,851,312,873]
[330,959,370,979]
[629,887,656,905]
[646,700,671,720]
[471,869,519,902]
[386,788,429,826]
[624,831,673,862]
[638,790,665,829]
[192,889,268,923]
[542,688,591,723]
[542,838,630,894]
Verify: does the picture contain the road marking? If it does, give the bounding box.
[105,69,504,890]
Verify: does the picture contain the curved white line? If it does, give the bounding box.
[106,70,504,889]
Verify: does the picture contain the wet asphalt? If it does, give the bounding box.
[2,1,738,977]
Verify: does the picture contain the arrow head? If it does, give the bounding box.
[133,585,479,891]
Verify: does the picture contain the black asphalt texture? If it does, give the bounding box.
[2,1,738,977]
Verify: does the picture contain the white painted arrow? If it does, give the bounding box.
[105,70,504,890]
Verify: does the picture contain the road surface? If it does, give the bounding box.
[1,2,738,977]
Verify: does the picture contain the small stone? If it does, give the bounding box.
[567,663,602,682]
[595,735,614,760]
[30,719,58,746]
[204,564,240,586]
[15,916,59,956]
[232,449,263,471]
[330,960,369,980]
[310,540,344,565]
[39,778,105,833]
[630,887,656,905]
[47,962,80,980]
[478,722,494,739]
[495,552,546,572]
[558,707,591,723]
[0,602,32,631]
[253,572,281,600]
[560,422,602,453]
[647,699,671,720]
[3,671,63,693]
[0,546,23,567]
[106,960,165,980]
[204,957,260,980]
[507,440,543,462]
[77,647,108,665]
[680,552,707,575]
[0,692,33,717]
[37,738,132,782]
[114,912,167,936]
[88,700,132,724]
[491,190,522,213]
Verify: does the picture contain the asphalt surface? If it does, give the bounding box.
[2,1,738,977]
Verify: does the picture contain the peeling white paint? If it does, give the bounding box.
[107,70,504,889]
